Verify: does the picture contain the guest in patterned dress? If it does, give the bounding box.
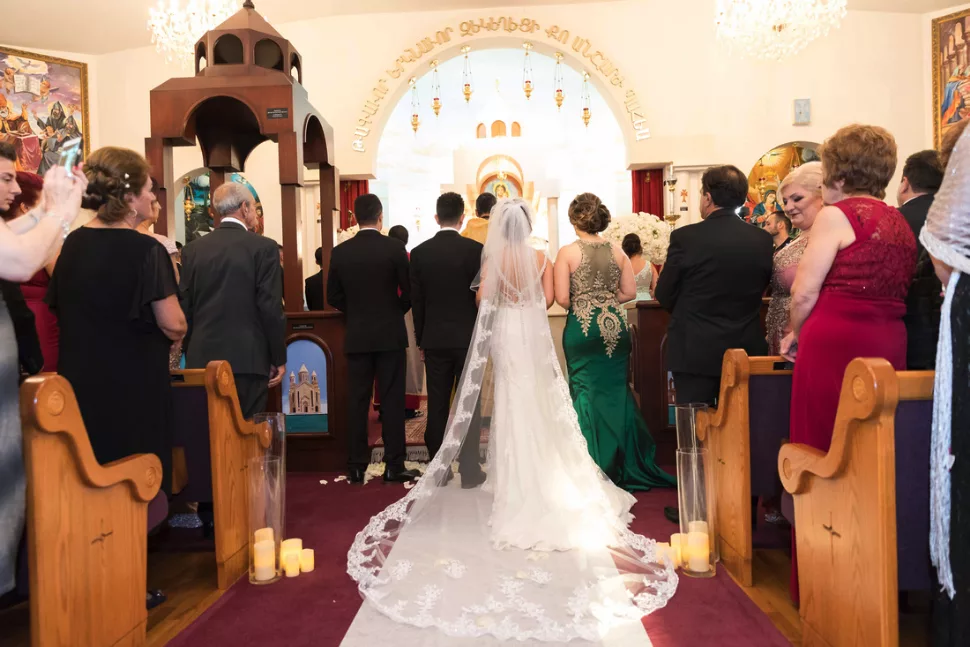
[783,125,916,603]
[765,162,823,355]
[554,193,674,491]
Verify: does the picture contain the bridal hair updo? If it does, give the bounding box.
[568,192,610,234]
[493,197,533,245]
[82,147,152,224]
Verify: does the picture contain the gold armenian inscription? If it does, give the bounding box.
[351,17,648,153]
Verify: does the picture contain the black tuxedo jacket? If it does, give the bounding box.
[410,229,483,350]
[327,229,410,354]
[305,270,324,311]
[180,222,287,375]
[900,194,942,369]
[655,209,773,376]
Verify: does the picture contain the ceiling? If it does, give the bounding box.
[0,0,963,56]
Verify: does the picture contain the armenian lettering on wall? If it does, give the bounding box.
[350,17,648,153]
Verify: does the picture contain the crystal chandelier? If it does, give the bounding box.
[148,0,240,68]
[714,0,847,62]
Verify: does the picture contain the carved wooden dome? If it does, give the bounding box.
[194,0,302,83]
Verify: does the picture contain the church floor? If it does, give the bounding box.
[0,475,932,647]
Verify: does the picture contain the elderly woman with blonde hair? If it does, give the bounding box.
[765,161,824,354]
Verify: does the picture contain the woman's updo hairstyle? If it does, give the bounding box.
[621,233,642,258]
[82,147,152,224]
[568,192,610,234]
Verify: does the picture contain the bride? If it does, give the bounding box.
[347,198,677,643]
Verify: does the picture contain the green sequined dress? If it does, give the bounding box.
[563,240,675,491]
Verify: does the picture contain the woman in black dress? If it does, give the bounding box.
[922,123,970,646]
[47,147,186,495]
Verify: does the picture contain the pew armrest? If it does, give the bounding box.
[205,361,272,448]
[696,351,786,438]
[778,357,898,496]
[21,375,162,503]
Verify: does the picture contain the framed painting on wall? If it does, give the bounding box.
[745,141,820,236]
[933,9,970,150]
[0,46,89,175]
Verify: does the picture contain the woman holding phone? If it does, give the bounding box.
[0,139,86,599]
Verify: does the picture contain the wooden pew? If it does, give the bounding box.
[778,358,934,647]
[170,361,271,590]
[695,350,792,587]
[21,374,161,647]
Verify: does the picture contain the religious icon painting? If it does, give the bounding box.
[0,46,89,175]
[745,141,820,235]
[933,9,970,149]
[283,340,329,434]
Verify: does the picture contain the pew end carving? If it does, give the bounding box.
[777,358,934,647]
[21,374,161,647]
[696,350,790,587]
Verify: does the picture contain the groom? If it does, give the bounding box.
[410,192,486,487]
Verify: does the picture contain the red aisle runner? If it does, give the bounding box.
[166,474,791,647]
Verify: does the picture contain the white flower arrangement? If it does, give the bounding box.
[602,212,671,265]
[336,224,390,244]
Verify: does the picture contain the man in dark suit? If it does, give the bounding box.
[180,182,287,419]
[897,150,944,370]
[656,165,774,407]
[327,194,418,484]
[304,247,324,311]
[410,192,485,487]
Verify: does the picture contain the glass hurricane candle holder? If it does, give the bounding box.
[676,448,717,578]
[249,456,283,585]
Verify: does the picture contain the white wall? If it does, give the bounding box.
[7,0,960,243]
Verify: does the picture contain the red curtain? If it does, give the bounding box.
[339,180,369,230]
[631,169,664,216]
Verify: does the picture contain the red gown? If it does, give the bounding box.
[21,270,58,372]
[789,197,916,601]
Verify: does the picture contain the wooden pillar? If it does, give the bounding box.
[318,165,339,310]
[280,185,303,310]
[144,136,173,237]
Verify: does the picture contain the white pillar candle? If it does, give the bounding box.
[670,533,686,566]
[254,527,274,544]
[688,521,709,535]
[284,553,300,577]
[253,539,276,582]
[300,548,315,573]
[280,538,303,567]
[686,531,711,573]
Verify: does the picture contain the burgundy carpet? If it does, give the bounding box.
[167,474,791,647]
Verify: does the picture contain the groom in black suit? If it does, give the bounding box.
[655,165,773,406]
[327,194,418,484]
[410,192,486,487]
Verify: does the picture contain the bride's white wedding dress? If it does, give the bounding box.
[347,199,677,644]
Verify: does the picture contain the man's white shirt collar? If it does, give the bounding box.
[222,217,248,230]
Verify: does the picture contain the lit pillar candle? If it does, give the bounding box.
[253,539,276,582]
[688,520,709,535]
[284,553,300,578]
[300,548,314,573]
[686,531,711,573]
[254,527,274,544]
[654,542,675,565]
[670,533,686,566]
[280,538,302,567]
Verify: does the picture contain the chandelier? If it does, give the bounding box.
[714,0,847,61]
[148,0,240,68]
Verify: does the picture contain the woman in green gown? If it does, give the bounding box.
[554,193,675,491]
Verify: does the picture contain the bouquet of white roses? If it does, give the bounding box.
[602,212,671,265]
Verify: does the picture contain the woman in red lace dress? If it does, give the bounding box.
[781,124,917,601]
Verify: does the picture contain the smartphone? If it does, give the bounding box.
[57,137,82,170]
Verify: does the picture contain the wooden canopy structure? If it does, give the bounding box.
[145,0,338,309]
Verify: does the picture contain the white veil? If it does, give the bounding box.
[922,128,970,599]
[347,198,677,643]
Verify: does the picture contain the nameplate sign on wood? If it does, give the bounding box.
[293,323,315,331]
[267,108,289,120]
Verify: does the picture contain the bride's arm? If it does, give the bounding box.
[538,250,554,309]
[553,245,572,309]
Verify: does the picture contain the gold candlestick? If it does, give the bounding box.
[664,176,680,226]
